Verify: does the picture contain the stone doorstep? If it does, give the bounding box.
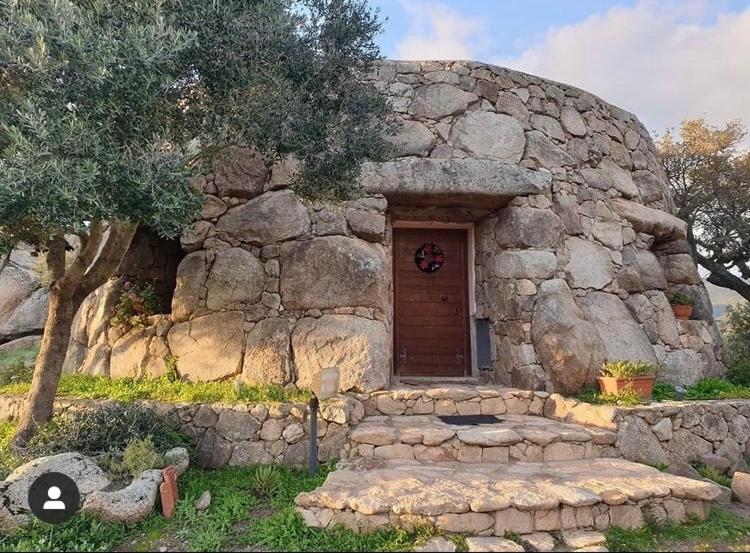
[294,457,721,537]
[348,414,616,464]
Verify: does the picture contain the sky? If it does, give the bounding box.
[369,0,750,137]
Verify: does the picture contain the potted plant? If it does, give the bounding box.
[597,360,658,399]
[668,292,695,320]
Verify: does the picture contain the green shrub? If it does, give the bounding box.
[112,279,160,326]
[600,360,657,378]
[0,360,33,387]
[0,343,39,369]
[250,465,283,499]
[24,403,188,460]
[667,292,695,305]
[576,388,645,406]
[122,436,164,477]
[723,302,750,386]
[164,354,179,383]
[693,463,732,488]
[683,378,750,400]
[652,383,677,401]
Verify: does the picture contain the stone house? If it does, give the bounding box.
[63,59,724,394]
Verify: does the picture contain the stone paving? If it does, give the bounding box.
[295,457,721,536]
[349,414,617,464]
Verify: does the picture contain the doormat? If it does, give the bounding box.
[437,415,502,426]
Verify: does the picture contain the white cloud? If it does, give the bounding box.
[394,1,488,60]
[499,1,750,134]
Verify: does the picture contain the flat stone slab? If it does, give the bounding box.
[349,414,616,463]
[295,457,720,535]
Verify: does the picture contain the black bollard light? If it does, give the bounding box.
[307,367,339,475]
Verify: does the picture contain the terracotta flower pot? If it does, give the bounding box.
[671,304,693,320]
[597,375,656,399]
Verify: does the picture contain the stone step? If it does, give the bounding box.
[295,457,721,536]
[348,414,617,464]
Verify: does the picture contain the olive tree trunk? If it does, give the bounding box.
[12,222,137,449]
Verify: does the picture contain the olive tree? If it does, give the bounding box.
[0,0,390,446]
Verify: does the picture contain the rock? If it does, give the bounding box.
[164,447,190,477]
[168,312,245,381]
[525,130,575,167]
[495,207,564,248]
[280,236,388,311]
[215,409,261,442]
[213,147,268,198]
[205,248,266,310]
[578,292,658,364]
[242,318,293,386]
[194,491,211,511]
[414,537,457,552]
[216,190,311,245]
[665,462,702,480]
[108,327,154,379]
[562,530,606,548]
[465,537,524,552]
[520,532,555,551]
[592,220,623,250]
[196,429,233,469]
[616,247,667,291]
[229,441,273,466]
[82,469,162,524]
[659,254,701,285]
[610,198,687,241]
[664,429,713,464]
[561,106,587,136]
[3,453,111,518]
[496,92,529,122]
[564,237,614,290]
[345,209,386,242]
[408,83,478,119]
[701,453,731,475]
[659,349,704,386]
[292,315,389,393]
[531,114,565,141]
[632,170,665,202]
[171,252,207,322]
[580,159,639,198]
[493,251,557,279]
[615,417,669,465]
[389,120,436,156]
[731,471,750,503]
[450,112,526,162]
[283,422,305,444]
[651,418,673,441]
[531,280,604,394]
[609,504,644,529]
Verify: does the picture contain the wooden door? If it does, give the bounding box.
[393,228,471,378]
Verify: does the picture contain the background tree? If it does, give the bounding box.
[656,119,750,301]
[0,0,390,446]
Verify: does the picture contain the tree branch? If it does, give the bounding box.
[62,220,105,287]
[697,251,750,302]
[76,221,138,303]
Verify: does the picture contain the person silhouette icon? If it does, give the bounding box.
[43,486,66,510]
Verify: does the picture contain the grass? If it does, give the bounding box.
[0,373,311,405]
[0,343,39,370]
[606,508,750,552]
[577,378,750,406]
[694,463,733,488]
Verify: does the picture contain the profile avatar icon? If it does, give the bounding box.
[43,486,66,510]
[28,472,80,524]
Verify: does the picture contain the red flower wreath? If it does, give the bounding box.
[414,243,445,273]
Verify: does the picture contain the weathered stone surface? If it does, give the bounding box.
[659,254,701,285]
[531,280,604,394]
[196,429,233,469]
[345,209,386,242]
[109,327,157,379]
[465,537,524,552]
[525,130,575,167]
[229,441,273,466]
[292,315,389,393]
[450,112,525,162]
[494,251,557,279]
[578,292,657,364]
[213,147,268,198]
[359,158,551,208]
[615,416,668,464]
[495,207,564,248]
[414,537,456,552]
[171,252,207,322]
[659,349,704,386]
[617,247,667,292]
[610,198,688,240]
[408,83,478,119]
[664,429,713,464]
[242,318,292,386]
[560,106,587,136]
[732,471,750,504]
[389,120,436,156]
[531,114,565,141]
[3,453,110,517]
[164,447,190,476]
[580,159,639,198]
[216,410,260,441]
[216,190,310,244]
[168,312,245,381]
[82,469,162,524]
[280,236,388,310]
[564,237,614,290]
[206,248,266,310]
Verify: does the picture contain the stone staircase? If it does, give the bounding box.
[295,385,723,549]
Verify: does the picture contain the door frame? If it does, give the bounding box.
[391,221,477,379]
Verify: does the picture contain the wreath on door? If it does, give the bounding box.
[414,243,445,273]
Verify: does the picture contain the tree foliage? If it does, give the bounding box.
[656,119,750,301]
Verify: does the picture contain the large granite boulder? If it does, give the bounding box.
[616,246,668,292]
[408,83,477,119]
[563,237,614,290]
[578,292,657,363]
[449,112,525,162]
[167,311,245,381]
[171,251,208,322]
[213,147,268,199]
[242,317,293,386]
[0,247,48,343]
[389,120,436,156]
[280,236,388,311]
[292,315,389,393]
[82,469,163,524]
[216,190,311,245]
[205,248,266,310]
[580,158,639,199]
[531,280,605,393]
[494,207,564,249]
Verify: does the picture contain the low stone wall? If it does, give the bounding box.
[545,393,750,472]
[0,394,365,470]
